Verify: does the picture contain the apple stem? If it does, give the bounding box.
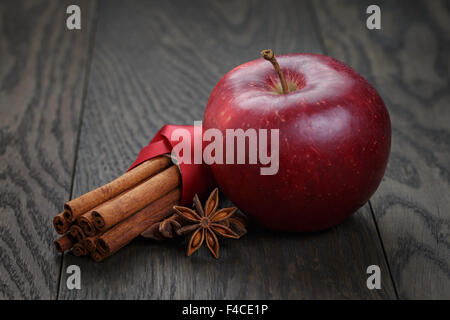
[261,49,288,94]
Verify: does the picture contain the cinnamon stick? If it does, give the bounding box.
[82,232,105,253]
[91,250,108,262]
[92,165,181,231]
[87,176,152,229]
[69,225,85,242]
[54,234,75,253]
[53,211,71,234]
[77,190,132,236]
[64,156,171,222]
[95,188,181,258]
[82,237,97,253]
[72,243,88,256]
[78,213,97,237]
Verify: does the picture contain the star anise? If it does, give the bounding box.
[174,188,244,259]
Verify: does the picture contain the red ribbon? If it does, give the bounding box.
[128,125,216,205]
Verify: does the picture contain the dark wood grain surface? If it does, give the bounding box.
[312,0,450,299]
[0,0,448,300]
[0,0,97,299]
[58,0,393,299]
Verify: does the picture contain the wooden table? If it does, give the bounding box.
[0,0,448,299]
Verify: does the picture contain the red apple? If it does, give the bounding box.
[203,51,391,231]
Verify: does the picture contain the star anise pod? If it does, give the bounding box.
[173,188,244,259]
[141,213,182,240]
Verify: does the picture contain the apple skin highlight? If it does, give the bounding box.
[203,53,391,232]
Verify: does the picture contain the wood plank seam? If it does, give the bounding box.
[368,200,399,299]
[307,0,398,297]
[55,1,100,300]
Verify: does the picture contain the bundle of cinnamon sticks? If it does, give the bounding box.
[53,156,181,262]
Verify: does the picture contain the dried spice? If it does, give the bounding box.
[52,156,181,262]
[173,188,247,259]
